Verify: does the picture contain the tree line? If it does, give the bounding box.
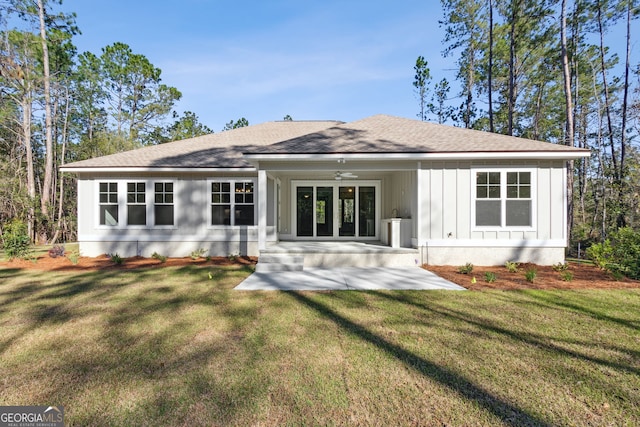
[0,0,218,244]
[415,0,639,252]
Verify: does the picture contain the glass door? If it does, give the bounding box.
[316,187,333,236]
[296,187,313,237]
[358,186,376,237]
[293,181,379,239]
[339,186,356,236]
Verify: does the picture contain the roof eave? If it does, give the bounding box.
[60,166,257,174]
[243,151,591,162]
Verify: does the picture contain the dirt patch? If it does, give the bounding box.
[0,254,257,272]
[425,262,640,291]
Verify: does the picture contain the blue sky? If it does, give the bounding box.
[63,0,450,131]
[59,1,634,132]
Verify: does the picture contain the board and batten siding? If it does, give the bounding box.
[417,160,567,265]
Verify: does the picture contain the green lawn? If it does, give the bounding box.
[1,265,638,426]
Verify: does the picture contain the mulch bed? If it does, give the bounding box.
[426,262,640,290]
[0,254,257,272]
[2,255,638,291]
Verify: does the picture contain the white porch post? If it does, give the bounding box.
[258,168,267,251]
[416,163,423,247]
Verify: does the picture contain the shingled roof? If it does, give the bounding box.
[62,114,589,171]
[62,120,342,170]
[243,115,589,155]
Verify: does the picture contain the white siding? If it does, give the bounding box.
[417,160,567,265]
[76,173,269,257]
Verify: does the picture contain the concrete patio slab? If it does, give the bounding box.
[235,267,466,291]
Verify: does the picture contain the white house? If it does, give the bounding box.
[61,114,590,266]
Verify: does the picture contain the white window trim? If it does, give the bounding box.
[207,178,257,228]
[470,167,537,232]
[95,179,178,230]
[152,181,177,228]
[97,181,119,227]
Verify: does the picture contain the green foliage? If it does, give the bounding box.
[457,263,474,274]
[524,268,537,283]
[68,250,79,265]
[504,261,519,272]
[48,244,65,258]
[552,262,569,272]
[586,227,640,280]
[151,252,167,263]
[110,253,123,265]
[222,117,249,131]
[413,55,431,121]
[560,271,573,282]
[1,219,31,259]
[190,248,208,260]
[484,271,497,283]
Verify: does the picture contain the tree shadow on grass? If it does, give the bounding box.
[519,290,640,331]
[287,291,553,427]
[377,291,640,374]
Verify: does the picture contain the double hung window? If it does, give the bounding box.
[474,170,533,228]
[154,182,174,226]
[99,182,118,226]
[127,183,146,225]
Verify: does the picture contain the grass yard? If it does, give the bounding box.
[0,265,639,426]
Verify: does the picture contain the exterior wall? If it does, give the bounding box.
[76,172,272,257]
[415,160,567,265]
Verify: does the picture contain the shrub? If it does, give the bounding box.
[1,219,31,259]
[48,244,65,258]
[525,268,537,283]
[457,263,474,274]
[504,261,520,273]
[68,251,79,265]
[110,253,123,265]
[484,271,497,283]
[552,262,569,272]
[190,248,208,260]
[586,227,640,280]
[152,252,167,263]
[560,271,573,282]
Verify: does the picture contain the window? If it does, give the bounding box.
[99,182,118,225]
[127,182,146,225]
[234,181,254,225]
[474,170,533,228]
[211,180,255,226]
[154,182,174,226]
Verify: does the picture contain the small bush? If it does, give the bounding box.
[48,244,65,258]
[586,227,640,280]
[68,251,79,265]
[190,248,208,260]
[152,252,167,263]
[458,263,474,274]
[504,261,519,273]
[560,271,573,282]
[484,271,497,283]
[110,253,123,265]
[1,219,31,259]
[525,268,537,283]
[552,262,569,272]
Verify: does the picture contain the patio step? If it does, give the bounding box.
[259,242,420,268]
[255,254,305,272]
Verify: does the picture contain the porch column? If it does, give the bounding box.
[416,164,423,247]
[258,169,267,251]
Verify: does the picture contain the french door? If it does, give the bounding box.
[293,181,379,239]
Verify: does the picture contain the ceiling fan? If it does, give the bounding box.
[335,171,358,180]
